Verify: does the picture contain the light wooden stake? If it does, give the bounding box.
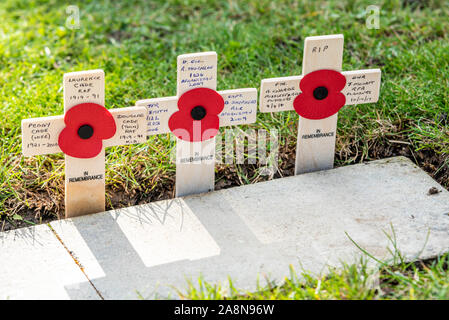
[22,69,147,218]
[260,34,381,174]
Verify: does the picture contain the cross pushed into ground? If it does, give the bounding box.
[260,34,381,174]
[136,52,257,197]
[21,70,147,218]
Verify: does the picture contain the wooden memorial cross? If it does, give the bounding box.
[260,34,381,174]
[136,52,257,197]
[22,69,147,218]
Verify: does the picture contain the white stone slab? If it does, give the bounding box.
[0,224,100,300]
[48,157,449,299]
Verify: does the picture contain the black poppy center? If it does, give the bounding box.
[313,86,328,100]
[191,106,207,121]
[78,124,94,139]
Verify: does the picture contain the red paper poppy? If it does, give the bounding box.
[168,88,224,142]
[293,69,347,120]
[58,103,116,158]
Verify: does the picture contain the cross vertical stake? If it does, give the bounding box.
[64,70,106,215]
[295,35,343,174]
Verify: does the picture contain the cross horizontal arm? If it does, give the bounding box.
[259,69,381,113]
[218,88,257,127]
[341,69,381,105]
[136,96,178,136]
[259,75,302,113]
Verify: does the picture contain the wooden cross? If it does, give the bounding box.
[136,52,257,197]
[21,69,147,218]
[260,34,381,174]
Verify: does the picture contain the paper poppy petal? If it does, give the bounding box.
[299,69,346,93]
[197,114,220,142]
[168,111,190,141]
[58,103,116,158]
[294,91,346,120]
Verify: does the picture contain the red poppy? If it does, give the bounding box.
[58,103,116,158]
[168,87,224,142]
[293,69,346,120]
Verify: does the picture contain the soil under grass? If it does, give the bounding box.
[177,252,449,300]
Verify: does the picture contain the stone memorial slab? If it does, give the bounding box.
[0,224,100,299]
[47,157,449,299]
[260,34,381,175]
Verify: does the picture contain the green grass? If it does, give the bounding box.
[0,0,448,298]
[175,253,449,300]
[165,228,449,300]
